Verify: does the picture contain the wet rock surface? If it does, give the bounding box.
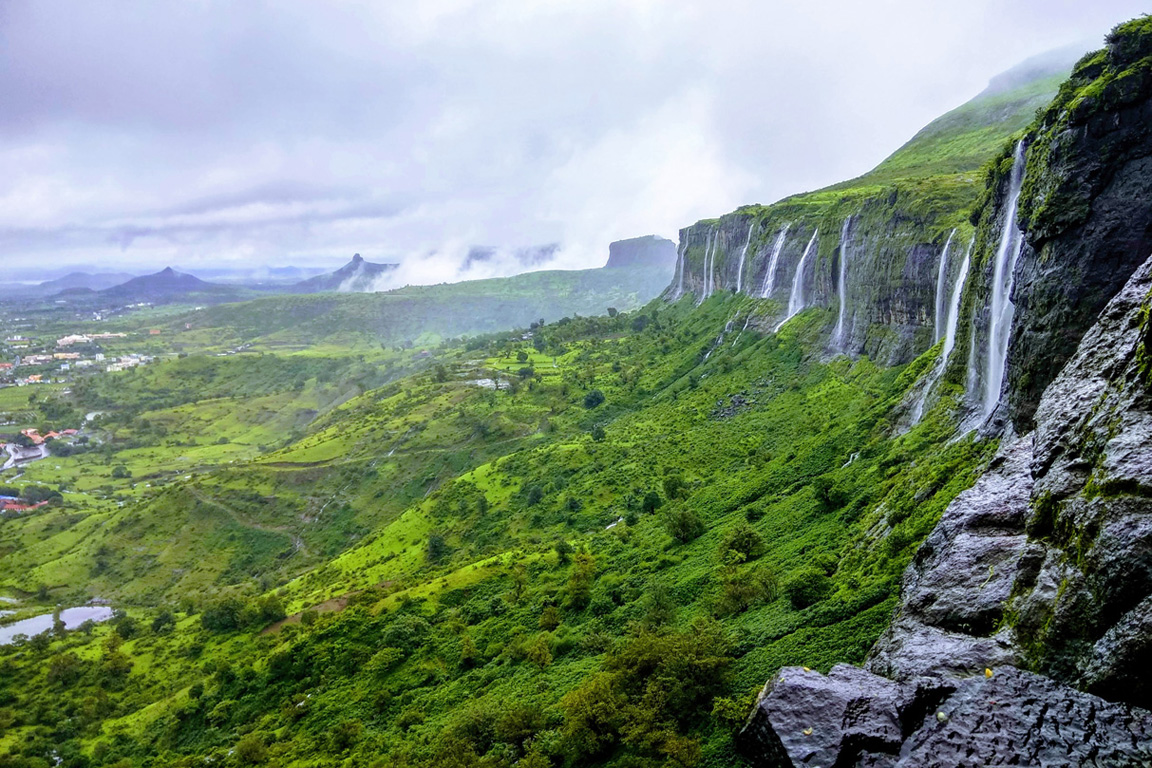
[739,665,1152,768]
[866,435,1032,680]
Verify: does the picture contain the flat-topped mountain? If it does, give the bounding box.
[292,254,398,293]
[605,235,677,269]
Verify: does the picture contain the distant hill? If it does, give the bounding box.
[605,236,677,269]
[177,262,674,347]
[292,254,399,293]
[42,271,137,293]
[99,267,237,302]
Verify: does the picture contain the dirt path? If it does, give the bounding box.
[185,486,310,557]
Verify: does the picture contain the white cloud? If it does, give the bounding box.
[0,0,1144,281]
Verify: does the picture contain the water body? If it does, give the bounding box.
[735,222,756,294]
[934,229,957,343]
[0,606,114,645]
[833,218,852,348]
[984,141,1028,415]
[776,229,818,332]
[760,224,791,298]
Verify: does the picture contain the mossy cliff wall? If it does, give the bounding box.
[669,179,975,367]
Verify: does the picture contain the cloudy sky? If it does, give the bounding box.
[0,1,1145,284]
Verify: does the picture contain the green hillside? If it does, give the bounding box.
[174,265,675,352]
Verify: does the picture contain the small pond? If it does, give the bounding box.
[0,606,114,645]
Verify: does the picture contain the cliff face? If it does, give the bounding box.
[669,194,961,367]
[1005,23,1152,429]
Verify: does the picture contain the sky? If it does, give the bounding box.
[0,0,1146,286]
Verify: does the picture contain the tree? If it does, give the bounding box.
[234,733,267,765]
[783,567,834,609]
[554,539,573,565]
[565,551,596,611]
[517,350,529,363]
[718,522,766,562]
[583,389,605,409]
[151,609,176,635]
[590,424,606,442]
[607,307,618,318]
[663,506,704,543]
[111,466,130,479]
[426,533,451,563]
[642,491,663,514]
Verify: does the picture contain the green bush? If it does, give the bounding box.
[783,567,834,609]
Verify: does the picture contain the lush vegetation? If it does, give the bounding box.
[0,291,995,767]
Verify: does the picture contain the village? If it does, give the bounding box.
[0,330,158,387]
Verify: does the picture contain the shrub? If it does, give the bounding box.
[718,523,766,562]
[234,733,267,765]
[426,533,451,563]
[663,506,705,544]
[783,567,834,609]
[583,389,605,409]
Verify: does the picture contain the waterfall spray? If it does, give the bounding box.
[673,240,686,300]
[735,222,755,294]
[776,229,818,332]
[833,217,852,348]
[983,141,1028,415]
[910,236,973,425]
[696,233,714,306]
[934,230,957,343]
[760,224,791,298]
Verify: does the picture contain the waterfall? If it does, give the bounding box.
[965,309,979,397]
[934,229,957,343]
[760,224,791,298]
[735,222,755,294]
[833,217,852,347]
[709,232,721,297]
[983,141,1028,415]
[910,236,973,425]
[673,240,686,299]
[775,229,818,332]
[942,239,972,363]
[696,233,714,306]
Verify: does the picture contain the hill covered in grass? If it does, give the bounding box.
[173,262,675,350]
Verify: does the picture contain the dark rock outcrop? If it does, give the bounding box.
[739,254,1152,768]
[1007,254,1152,708]
[866,435,1032,680]
[740,665,1152,768]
